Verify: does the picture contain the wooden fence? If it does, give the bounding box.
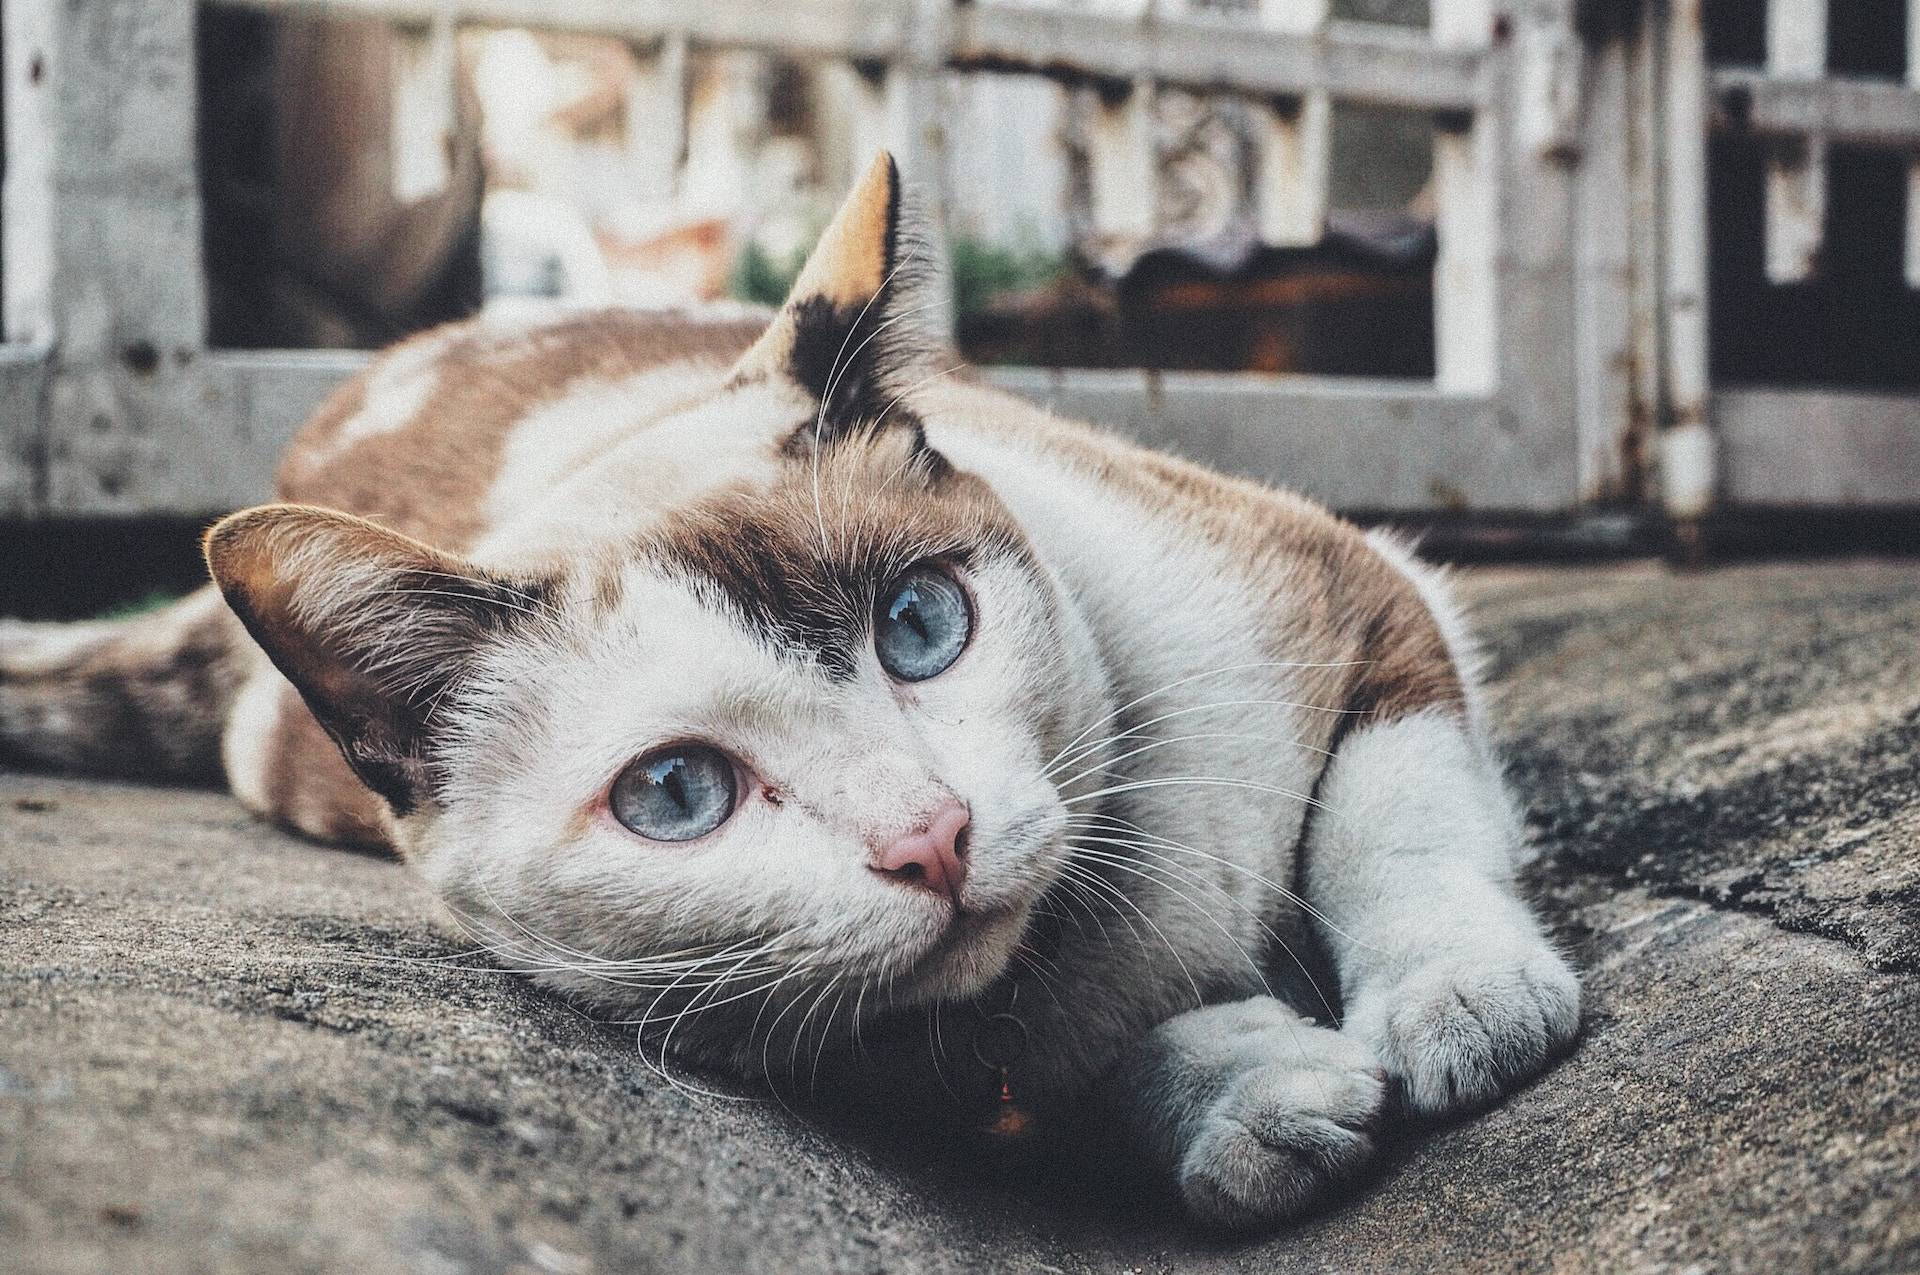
[0,0,1916,531]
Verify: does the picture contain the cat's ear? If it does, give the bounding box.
[204,505,549,815]
[732,151,948,446]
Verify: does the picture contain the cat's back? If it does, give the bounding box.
[274,307,767,553]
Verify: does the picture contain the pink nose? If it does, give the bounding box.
[870,800,971,905]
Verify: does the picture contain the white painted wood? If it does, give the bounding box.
[1257,0,1329,31]
[1766,0,1826,78]
[1253,93,1331,247]
[0,345,52,515]
[1573,31,1636,503]
[1717,388,1920,506]
[1429,0,1490,49]
[1252,0,1330,246]
[626,34,688,202]
[1431,120,1499,396]
[983,368,1559,510]
[1086,78,1158,252]
[2,0,214,516]
[1711,68,1920,147]
[389,15,457,204]
[1516,0,1582,160]
[1625,0,1663,453]
[1763,0,1828,283]
[1908,1,1920,288]
[679,51,762,216]
[211,0,1491,113]
[1429,0,1498,396]
[1661,0,1715,520]
[1764,135,1827,283]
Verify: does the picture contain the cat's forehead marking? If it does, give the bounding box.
[642,441,1024,679]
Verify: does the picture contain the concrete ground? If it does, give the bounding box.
[3,559,1917,1274]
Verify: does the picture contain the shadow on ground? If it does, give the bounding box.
[3,561,1917,1273]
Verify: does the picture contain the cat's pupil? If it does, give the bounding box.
[874,565,971,683]
[893,590,930,643]
[612,747,735,842]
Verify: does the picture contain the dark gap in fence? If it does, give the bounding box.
[0,519,215,621]
[1709,135,1920,391]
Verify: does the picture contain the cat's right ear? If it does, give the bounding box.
[204,505,549,816]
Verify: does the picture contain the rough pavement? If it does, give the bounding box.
[3,559,1917,1274]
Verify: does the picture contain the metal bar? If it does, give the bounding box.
[1712,68,1920,148]
[1716,388,1920,506]
[208,0,1491,112]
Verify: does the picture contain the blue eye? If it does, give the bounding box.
[875,564,972,682]
[610,746,737,842]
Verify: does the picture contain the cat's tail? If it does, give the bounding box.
[0,585,246,784]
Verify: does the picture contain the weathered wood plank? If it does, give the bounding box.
[210,0,1490,112]
[1760,0,1828,284]
[1712,69,1920,148]
[984,368,1562,511]
[1431,0,1499,397]
[0,345,52,516]
[3,0,213,517]
[1660,0,1715,522]
[1717,389,1920,507]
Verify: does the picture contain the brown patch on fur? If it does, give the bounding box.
[278,309,765,552]
[732,152,899,383]
[917,379,1464,744]
[206,505,554,816]
[646,426,1025,678]
[260,677,392,850]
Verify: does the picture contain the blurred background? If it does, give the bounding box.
[2,0,1919,614]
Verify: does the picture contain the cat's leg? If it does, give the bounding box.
[1304,709,1579,1117]
[1103,996,1385,1230]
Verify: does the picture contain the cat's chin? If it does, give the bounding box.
[895,900,1034,1004]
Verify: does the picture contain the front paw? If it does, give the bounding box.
[1347,946,1580,1118]
[1173,1020,1385,1230]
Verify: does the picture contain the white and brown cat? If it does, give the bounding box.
[0,155,1578,1229]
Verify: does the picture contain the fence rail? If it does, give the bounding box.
[0,0,1915,532]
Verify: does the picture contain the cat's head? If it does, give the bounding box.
[205,156,1113,1038]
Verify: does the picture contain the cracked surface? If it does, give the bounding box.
[4,559,1918,1272]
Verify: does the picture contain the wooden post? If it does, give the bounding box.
[626,33,688,202]
[1907,0,1920,288]
[3,0,214,515]
[1573,15,1635,502]
[1253,0,1330,247]
[1431,0,1499,396]
[389,14,457,205]
[1086,76,1158,266]
[1660,0,1715,528]
[1763,0,1827,282]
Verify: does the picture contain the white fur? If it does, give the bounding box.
[1304,711,1579,1115]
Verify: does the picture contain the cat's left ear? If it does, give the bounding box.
[732,151,949,447]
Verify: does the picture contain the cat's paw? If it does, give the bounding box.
[1172,1014,1385,1231]
[1347,946,1579,1119]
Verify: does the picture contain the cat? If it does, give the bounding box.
[0,154,1579,1230]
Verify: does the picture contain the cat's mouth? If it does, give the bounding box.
[896,897,1034,1002]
